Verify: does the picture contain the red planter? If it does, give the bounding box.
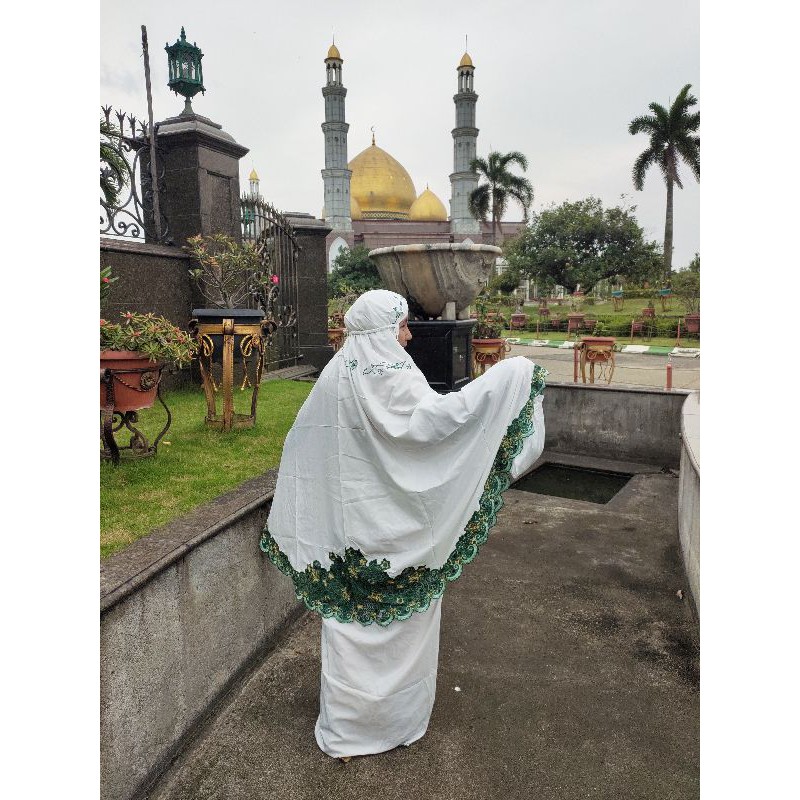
[328,327,345,351]
[472,337,509,376]
[100,350,163,412]
[510,312,528,330]
[684,314,700,335]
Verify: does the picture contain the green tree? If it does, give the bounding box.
[671,254,700,313]
[468,151,534,245]
[488,266,522,295]
[629,84,700,278]
[328,245,384,296]
[504,197,663,293]
[100,118,129,206]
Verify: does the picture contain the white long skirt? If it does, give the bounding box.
[315,598,442,758]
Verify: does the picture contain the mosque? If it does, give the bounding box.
[318,43,526,271]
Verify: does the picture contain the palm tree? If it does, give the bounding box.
[468,151,534,245]
[629,84,700,277]
[100,118,129,207]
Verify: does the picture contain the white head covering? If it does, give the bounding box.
[262,289,547,625]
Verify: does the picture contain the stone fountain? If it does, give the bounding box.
[369,242,502,392]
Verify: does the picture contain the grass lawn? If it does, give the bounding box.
[100,379,313,559]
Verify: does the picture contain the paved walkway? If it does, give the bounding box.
[146,454,699,800]
[508,344,700,390]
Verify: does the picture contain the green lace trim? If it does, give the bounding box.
[260,364,547,626]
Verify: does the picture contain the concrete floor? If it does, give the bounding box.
[145,454,699,800]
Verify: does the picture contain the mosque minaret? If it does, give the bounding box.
[319,43,522,270]
[449,51,481,235]
[321,43,353,232]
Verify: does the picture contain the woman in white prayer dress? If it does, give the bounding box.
[260,289,546,759]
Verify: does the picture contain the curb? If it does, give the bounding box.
[504,338,700,357]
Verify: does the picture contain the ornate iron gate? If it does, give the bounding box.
[100,106,170,244]
[242,196,301,371]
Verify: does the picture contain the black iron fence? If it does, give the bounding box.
[100,106,170,244]
[242,196,301,371]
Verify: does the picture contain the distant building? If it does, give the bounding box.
[319,43,525,272]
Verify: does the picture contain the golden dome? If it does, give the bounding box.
[348,141,417,219]
[326,43,341,60]
[248,168,259,181]
[458,51,474,68]
[409,186,448,221]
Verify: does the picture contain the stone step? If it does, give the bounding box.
[261,364,319,382]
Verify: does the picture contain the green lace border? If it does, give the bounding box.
[260,364,547,626]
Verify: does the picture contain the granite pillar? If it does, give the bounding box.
[152,111,249,248]
[285,213,335,372]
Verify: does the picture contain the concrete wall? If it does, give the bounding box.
[100,471,300,800]
[99,382,691,800]
[677,392,700,616]
[543,382,690,468]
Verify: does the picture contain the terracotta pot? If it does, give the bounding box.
[510,312,528,330]
[472,337,509,376]
[684,314,700,334]
[567,313,586,334]
[100,350,163,412]
[328,327,346,351]
[642,307,656,318]
[580,336,617,364]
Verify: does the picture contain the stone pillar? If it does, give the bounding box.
[154,111,249,248]
[285,213,335,372]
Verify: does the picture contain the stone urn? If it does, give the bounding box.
[368,243,502,319]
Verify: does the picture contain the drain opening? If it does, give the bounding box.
[513,463,633,504]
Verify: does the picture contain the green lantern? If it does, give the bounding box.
[165,27,205,114]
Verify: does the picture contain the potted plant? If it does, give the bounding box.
[100,312,197,412]
[472,296,510,376]
[328,284,358,352]
[184,233,271,363]
[578,329,617,384]
[672,268,700,336]
[642,298,656,319]
[510,299,528,331]
[184,233,279,431]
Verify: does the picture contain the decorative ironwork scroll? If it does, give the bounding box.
[241,195,301,371]
[100,106,171,244]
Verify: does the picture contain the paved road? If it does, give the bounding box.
[508,345,700,391]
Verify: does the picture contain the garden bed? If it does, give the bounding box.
[100,379,313,558]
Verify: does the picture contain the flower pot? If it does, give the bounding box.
[328,327,346,352]
[100,350,163,412]
[567,313,586,334]
[642,307,655,318]
[191,308,266,365]
[510,312,528,330]
[472,337,510,377]
[684,314,700,335]
[578,336,616,384]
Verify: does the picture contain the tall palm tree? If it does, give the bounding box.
[468,151,534,245]
[629,84,700,277]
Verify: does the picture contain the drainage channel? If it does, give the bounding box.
[513,463,633,504]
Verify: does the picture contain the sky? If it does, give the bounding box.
[99,0,700,268]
